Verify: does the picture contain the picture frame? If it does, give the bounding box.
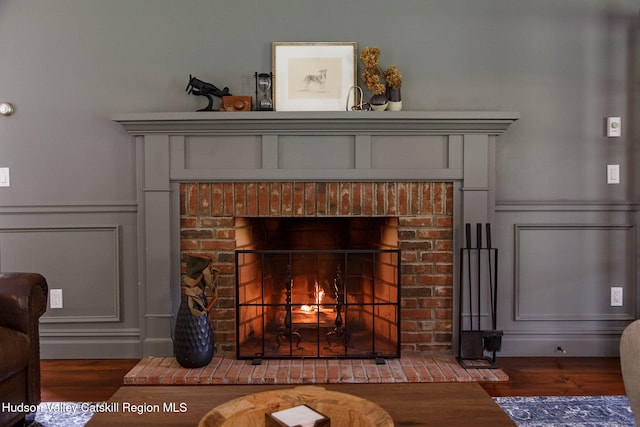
[272,42,357,111]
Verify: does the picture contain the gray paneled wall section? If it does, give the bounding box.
[0,203,140,358]
[494,202,639,356]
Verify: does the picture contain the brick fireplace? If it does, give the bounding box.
[113,110,519,357]
[180,181,453,356]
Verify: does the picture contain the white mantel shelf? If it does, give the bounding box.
[112,111,520,135]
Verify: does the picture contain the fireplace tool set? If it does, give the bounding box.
[458,223,503,369]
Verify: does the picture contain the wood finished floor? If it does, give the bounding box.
[39,356,626,402]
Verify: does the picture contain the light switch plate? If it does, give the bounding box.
[607,117,621,137]
[611,287,623,307]
[607,164,620,184]
[0,167,9,187]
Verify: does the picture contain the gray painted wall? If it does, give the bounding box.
[0,0,637,357]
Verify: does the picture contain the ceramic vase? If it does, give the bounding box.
[369,94,388,111]
[174,254,215,368]
[174,293,214,368]
[386,87,402,111]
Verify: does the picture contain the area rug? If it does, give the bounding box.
[30,402,97,426]
[30,396,636,426]
[494,395,634,427]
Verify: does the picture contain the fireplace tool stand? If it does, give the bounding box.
[458,223,503,369]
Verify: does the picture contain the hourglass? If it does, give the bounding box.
[254,72,273,111]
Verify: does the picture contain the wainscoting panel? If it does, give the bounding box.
[0,225,121,323]
[278,135,355,169]
[371,135,448,169]
[515,224,635,321]
[183,135,262,170]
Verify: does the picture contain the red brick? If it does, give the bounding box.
[418,274,452,286]
[361,182,374,216]
[398,183,408,215]
[234,183,246,216]
[180,240,198,250]
[270,182,282,216]
[409,182,420,214]
[201,217,235,228]
[199,184,212,216]
[305,182,316,216]
[387,182,397,215]
[180,184,188,215]
[328,182,339,215]
[446,183,454,215]
[186,183,199,215]
[211,183,224,216]
[258,183,269,216]
[223,183,235,216]
[420,182,431,214]
[340,182,350,215]
[246,183,258,215]
[351,182,361,215]
[293,182,305,216]
[399,217,434,227]
[375,182,386,215]
[434,183,446,214]
[281,182,293,216]
[181,218,197,228]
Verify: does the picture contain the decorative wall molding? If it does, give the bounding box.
[0,225,122,323]
[40,328,140,337]
[0,201,137,214]
[514,223,636,322]
[497,200,640,212]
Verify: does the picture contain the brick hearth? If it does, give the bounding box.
[180,181,454,357]
[124,353,507,385]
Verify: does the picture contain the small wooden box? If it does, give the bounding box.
[220,96,252,111]
[265,405,330,427]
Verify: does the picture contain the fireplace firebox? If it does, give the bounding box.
[236,249,401,359]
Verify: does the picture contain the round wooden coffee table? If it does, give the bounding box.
[198,385,394,427]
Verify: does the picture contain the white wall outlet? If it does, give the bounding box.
[607,164,620,184]
[50,289,63,309]
[607,117,621,137]
[611,287,623,307]
[0,167,9,187]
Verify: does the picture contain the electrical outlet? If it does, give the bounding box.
[50,289,63,309]
[611,287,623,307]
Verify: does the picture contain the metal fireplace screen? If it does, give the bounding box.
[235,249,401,359]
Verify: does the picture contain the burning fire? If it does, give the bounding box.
[300,281,325,313]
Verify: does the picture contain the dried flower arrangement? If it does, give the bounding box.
[359,46,402,95]
[383,65,402,90]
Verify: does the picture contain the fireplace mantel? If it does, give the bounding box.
[113,111,519,356]
[113,111,519,135]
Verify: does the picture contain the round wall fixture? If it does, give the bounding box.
[0,102,14,116]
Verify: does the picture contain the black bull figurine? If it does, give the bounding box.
[185,74,231,111]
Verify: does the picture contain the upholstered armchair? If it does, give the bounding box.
[0,273,48,426]
[620,319,640,427]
